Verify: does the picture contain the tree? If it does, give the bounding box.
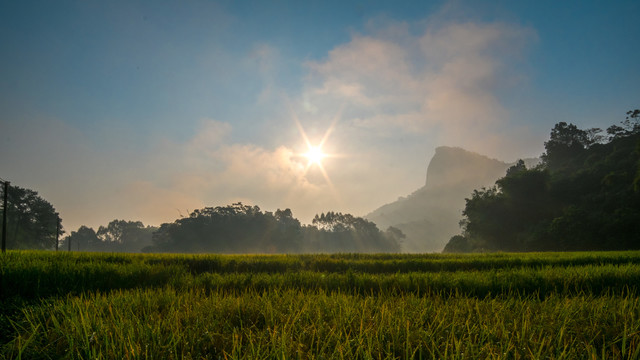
[541,122,602,173]
[96,220,156,252]
[384,226,406,245]
[308,212,402,252]
[445,110,640,253]
[61,226,99,251]
[607,109,640,140]
[147,204,403,254]
[0,184,63,250]
[506,159,526,177]
[273,208,303,251]
[147,203,303,253]
[459,186,508,251]
[443,235,471,253]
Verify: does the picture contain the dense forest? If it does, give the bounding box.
[444,110,640,252]
[0,189,402,253]
[61,220,157,253]
[146,203,402,253]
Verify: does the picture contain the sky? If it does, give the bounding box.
[1,0,639,232]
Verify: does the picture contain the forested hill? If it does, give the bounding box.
[366,147,538,252]
[445,111,640,252]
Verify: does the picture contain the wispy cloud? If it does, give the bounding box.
[1,9,542,232]
[76,16,539,229]
[301,16,538,158]
[115,119,339,227]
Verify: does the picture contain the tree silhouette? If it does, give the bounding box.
[0,184,63,249]
[446,110,640,252]
[146,205,403,253]
[60,225,99,251]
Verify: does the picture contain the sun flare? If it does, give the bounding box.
[288,101,346,190]
[304,146,326,166]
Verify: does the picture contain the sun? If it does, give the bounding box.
[304,145,326,166]
[288,101,345,188]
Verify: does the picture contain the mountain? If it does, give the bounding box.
[366,146,539,252]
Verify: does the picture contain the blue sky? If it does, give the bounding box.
[1,0,639,231]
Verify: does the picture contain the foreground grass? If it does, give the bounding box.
[7,289,640,359]
[2,251,640,359]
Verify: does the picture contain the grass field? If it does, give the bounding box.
[1,251,640,359]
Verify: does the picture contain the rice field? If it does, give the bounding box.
[1,250,639,359]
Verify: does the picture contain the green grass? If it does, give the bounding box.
[2,250,640,359]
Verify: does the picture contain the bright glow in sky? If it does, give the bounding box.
[304,147,326,167]
[1,0,638,232]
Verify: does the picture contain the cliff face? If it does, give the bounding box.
[425,147,510,191]
[366,146,538,252]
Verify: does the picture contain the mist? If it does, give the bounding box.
[1,1,638,253]
[366,147,540,252]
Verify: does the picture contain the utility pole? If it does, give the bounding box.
[55,213,59,252]
[2,181,8,254]
[68,232,71,251]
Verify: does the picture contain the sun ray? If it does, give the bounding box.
[316,161,335,189]
[318,104,344,149]
[289,103,312,150]
[286,97,345,200]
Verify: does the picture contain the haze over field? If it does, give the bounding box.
[366,147,539,252]
[1,1,639,232]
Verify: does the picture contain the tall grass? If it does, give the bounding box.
[2,250,640,359]
[3,251,640,299]
[5,289,640,359]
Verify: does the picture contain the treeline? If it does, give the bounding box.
[62,220,157,253]
[146,203,402,253]
[0,185,158,253]
[444,110,640,252]
[1,190,402,254]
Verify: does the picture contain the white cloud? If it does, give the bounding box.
[132,15,540,228]
[301,18,538,158]
[112,119,343,226]
[1,13,542,234]
[187,118,232,154]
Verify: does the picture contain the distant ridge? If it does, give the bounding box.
[366,146,538,252]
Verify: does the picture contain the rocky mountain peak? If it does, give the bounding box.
[425,146,508,191]
[366,146,539,252]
